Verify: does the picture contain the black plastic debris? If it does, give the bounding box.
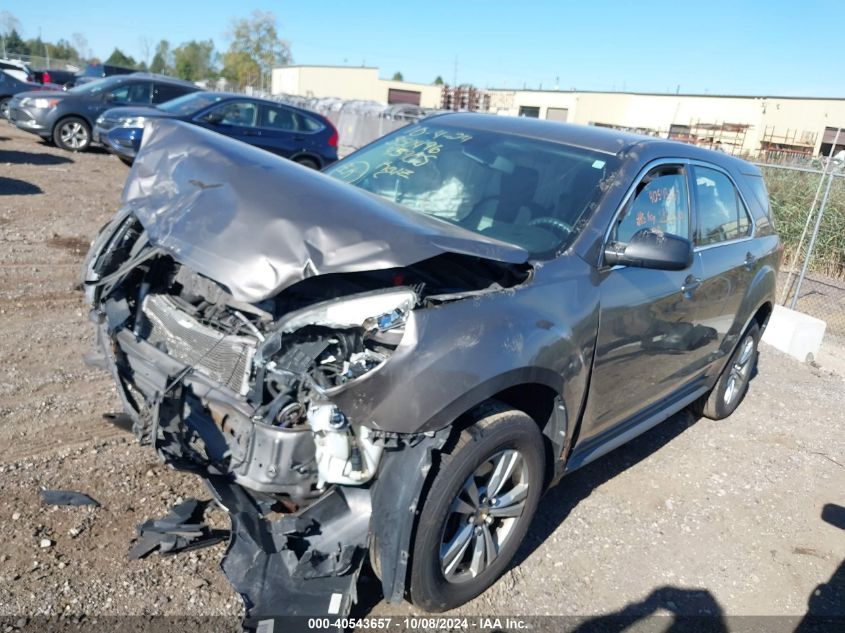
[40,489,100,507]
[129,498,228,559]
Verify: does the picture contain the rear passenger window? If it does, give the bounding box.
[295,113,323,132]
[693,167,752,245]
[109,82,151,104]
[612,165,690,243]
[153,83,190,104]
[260,105,295,130]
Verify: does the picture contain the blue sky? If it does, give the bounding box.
[4,0,845,96]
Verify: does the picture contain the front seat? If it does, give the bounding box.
[495,166,540,223]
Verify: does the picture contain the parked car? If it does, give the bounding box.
[94,91,338,167]
[0,71,58,119]
[73,62,136,85]
[82,114,779,619]
[0,58,34,83]
[32,68,77,88]
[8,73,199,151]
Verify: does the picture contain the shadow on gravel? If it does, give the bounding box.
[0,148,73,165]
[794,504,845,631]
[569,586,727,630]
[511,408,703,570]
[0,176,42,195]
[0,135,11,141]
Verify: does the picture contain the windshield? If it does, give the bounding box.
[157,92,224,115]
[66,77,118,95]
[325,121,618,258]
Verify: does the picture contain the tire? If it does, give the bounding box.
[408,401,545,612]
[693,322,760,420]
[0,97,9,120]
[294,156,320,170]
[53,116,91,152]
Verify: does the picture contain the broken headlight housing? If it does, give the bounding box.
[247,288,417,487]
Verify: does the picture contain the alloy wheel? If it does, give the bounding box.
[60,121,88,149]
[724,335,755,405]
[439,449,529,583]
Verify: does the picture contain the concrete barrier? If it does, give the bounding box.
[762,304,827,363]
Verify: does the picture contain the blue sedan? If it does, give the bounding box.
[94,91,338,168]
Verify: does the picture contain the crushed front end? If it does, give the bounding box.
[81,119,534,626]
[82,211,528,625]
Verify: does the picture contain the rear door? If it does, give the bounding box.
[688,163,757,371]
[583,162,707,440]
[256,103,307,158]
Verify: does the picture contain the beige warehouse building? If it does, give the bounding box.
[271,65,442,108]
[272,64,845,159]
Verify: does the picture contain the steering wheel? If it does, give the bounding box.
[529,216,573,237]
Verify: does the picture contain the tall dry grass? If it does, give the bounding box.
[760,167,845,278]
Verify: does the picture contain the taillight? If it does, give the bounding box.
[327,122,338,148]
[42,71,51,84]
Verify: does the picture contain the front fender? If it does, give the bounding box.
[329,271,598,436]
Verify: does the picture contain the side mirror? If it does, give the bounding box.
[604,228,693,271]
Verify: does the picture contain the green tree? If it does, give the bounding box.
[433,75,444,85]
[3,28,28,55]
[226,10,291,89]
[49,39,80,61]
[105,47,137,68]
[392,71,403,81]
[149,40,171,74]
[220,49,260,89]
[172,39,215,81]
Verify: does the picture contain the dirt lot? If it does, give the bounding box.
[1,124,843,628]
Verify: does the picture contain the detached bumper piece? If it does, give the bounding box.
[205,475,371,631]
[129,498,228,559]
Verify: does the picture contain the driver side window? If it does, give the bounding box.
[205,101,258,127]
[611,165,690,244]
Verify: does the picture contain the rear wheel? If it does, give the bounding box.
[408,402,545,612]
[694,322,760,420]
[53,117,91,152]
[0,97,10,120]
[294,156,319,170]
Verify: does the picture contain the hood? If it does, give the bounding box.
[14,89,67,100]
[122,119,528,304]
[101,105,173,120]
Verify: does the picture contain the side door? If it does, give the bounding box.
[195,100,260,146]
[582,162,707,440]
[256,103,305,158]
[688,163,757,371]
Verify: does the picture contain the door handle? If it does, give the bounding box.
[243,130,260,136]
[744,252,757,271]
[682,275,701,298]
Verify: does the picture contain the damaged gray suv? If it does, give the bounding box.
[83,114,779,622]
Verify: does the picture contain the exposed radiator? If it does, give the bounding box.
[142,294,256,395]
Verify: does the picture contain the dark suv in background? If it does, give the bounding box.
[94,91,339,167]
[8,73,198,151]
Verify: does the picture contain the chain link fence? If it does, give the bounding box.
[761,159,845,351]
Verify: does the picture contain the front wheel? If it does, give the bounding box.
[53,117,91,152]
[693,322,760,420]
[408,402,545,612]
[0,97,10,120]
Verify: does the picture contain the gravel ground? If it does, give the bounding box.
[1,125,843,627]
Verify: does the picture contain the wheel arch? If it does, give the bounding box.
[51,112,93,138]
